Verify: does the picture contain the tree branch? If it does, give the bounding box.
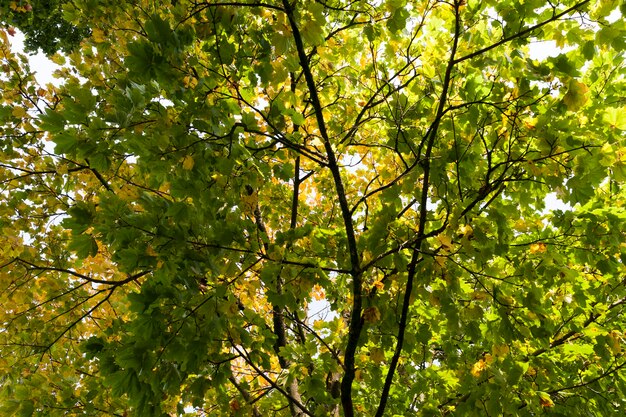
[232,345,315,417]
[16,258,150,286]
[452,0,592,65]
[40,287,117,357]
[547,360,626,395]
[376,2,462,415]
[532,295,626,357]
[280,2,364,415]
[228,375,263,417]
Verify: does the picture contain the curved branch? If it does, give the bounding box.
[231,344,316,417]
[17,258,150,286]
[280,2,364,415]
[375,1,462,415]
[453,0,592,65]
[40,287,117,357]
[548,360,626,395]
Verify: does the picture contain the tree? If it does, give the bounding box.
[1,0,626,415]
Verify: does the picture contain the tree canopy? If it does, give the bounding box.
[2,0,626,416]
[1,0,89,54]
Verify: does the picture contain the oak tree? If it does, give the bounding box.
[2,0,626,416]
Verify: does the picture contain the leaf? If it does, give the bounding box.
[11,106,27,118]
[537,391,554,408]
[387,8,409,33]
[69,234,99,258]
[18,400,34,417]
[369,347,386,363]
[562,79,588,111]
[38,110,66,133]
[436,234,454,250]
[52,131,79,155]
[603,107,626,130]
[92,28,106,43]
[529,242,547,254]
[363,307,381,324]
[182,155,194,170]
[470,359,487,377]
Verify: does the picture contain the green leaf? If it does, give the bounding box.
[603,107,626,130]
[17,401,34,417]
[387,8,410,33]
[38,110,66,133]
[52,130,78,154]
[69,234,99,258]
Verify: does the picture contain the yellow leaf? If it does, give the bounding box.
[92,28,106,43]
[529,242,547,254]
[603,107,626,130]
[513,219,528,232]
[471,290,489,301]
[146,245,158,257]
[359,54,368,69]
[538,391,554,408]
[609,330,622,354]
[182,155,195,170]
[0,234,23,259]
[369,347,385,364]
[492,344,510,358]
[241,186,258,215]
[311,284,325,301]
[50,54,66,66]
[371,280,384,291]
[183,75,198,89]
[422,62,435,78]
[470,359,486,377]
[459,224,473,238]
[12,106,27,118]
[436,234,453,250]
[524,116,538,129]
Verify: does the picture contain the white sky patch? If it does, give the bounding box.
[544,191,572,212]
[7,30,63,87]
[607,9,622,23]
[528,40,575,61]
[308,298,338,321]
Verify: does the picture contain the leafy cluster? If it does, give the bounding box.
[1,0,89,55]
[1,0,626,416]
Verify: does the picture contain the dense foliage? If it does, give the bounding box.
[2,0,626,416]
[1,0,89,54]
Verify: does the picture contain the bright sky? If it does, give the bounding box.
[7,30,63,86]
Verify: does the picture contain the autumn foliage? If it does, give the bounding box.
[2,0,626,416]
